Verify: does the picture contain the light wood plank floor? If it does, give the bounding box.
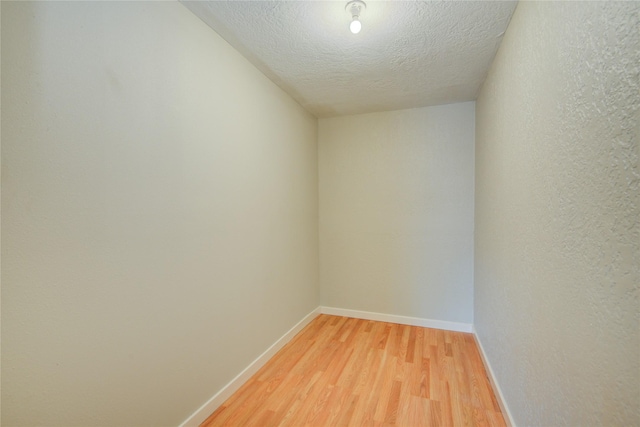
[201,315,506,427]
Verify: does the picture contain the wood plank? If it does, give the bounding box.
[200,315,506,427]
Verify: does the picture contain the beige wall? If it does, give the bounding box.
[1,2,318,425]
[475,2,639,426]
[319,103,475,324]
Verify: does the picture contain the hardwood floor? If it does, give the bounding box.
[201,315,506,427]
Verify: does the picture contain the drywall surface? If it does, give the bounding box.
[1,2,318,426]
[319,103,475,324]
[475,2,639,426]
[182,1,516,117]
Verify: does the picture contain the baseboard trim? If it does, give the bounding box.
[320,306,473,333]
[178,307,321,427]
[472,326,516,427]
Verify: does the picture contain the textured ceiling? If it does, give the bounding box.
[182,1,518,117]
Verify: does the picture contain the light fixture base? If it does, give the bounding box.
[345,0,366,18]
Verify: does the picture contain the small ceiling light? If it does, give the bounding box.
[350,17,362,34]
[346,0,366,34]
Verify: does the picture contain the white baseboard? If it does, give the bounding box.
[179,307,321,427]
[319,306,473,333]
[472,326,515,427]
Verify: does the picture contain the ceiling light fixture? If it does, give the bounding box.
[345,0,366,34]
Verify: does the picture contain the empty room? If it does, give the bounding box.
[1,1,638,426]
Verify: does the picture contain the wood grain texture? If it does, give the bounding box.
[201,315,506,427]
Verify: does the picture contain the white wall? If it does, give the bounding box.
[319,103,475,324]
[475,2,639,426]
[1,2,318,426]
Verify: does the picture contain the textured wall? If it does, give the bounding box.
[1,2,318,425]
[475,2,639,426]
[319,103,475,324]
